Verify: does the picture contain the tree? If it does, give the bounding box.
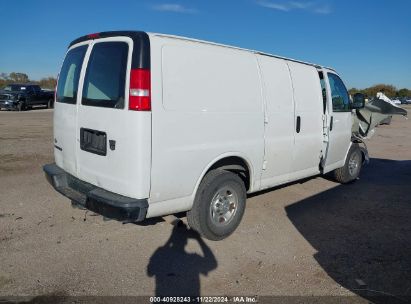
[0,73,10,88]
[38,77,57,89]
[0,72,57,89]
[8,72,29,83]
[397,88,411,98]
[363,84,397,98]
[348,85,411,99]
[349,88,362,96]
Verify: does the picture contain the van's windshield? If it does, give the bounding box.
[82,42,128,109]
[56,45,87,104]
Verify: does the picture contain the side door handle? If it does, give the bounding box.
[296,116,301,133]
[330,116,334,131]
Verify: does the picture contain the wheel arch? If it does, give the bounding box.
[342,141,354,165]
[343,141,368,165]
[192,153,254,201]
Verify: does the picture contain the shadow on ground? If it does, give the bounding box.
[286,158,411,303]
[147,222,218,296]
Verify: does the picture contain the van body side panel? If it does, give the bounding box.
[149,36,264,205]
[287,62,323,179]
[257,55,295,189]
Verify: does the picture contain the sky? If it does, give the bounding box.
[1,0,410,89]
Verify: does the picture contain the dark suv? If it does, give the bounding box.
[0,84,54,111]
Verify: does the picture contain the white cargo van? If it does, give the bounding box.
[44,31,367,240]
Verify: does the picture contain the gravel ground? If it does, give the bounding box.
[0,107,410,303]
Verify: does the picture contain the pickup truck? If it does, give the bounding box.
[0,84,54,111]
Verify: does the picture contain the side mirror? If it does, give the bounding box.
[351,93,365,109]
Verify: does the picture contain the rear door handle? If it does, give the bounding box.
[296,116,301,133]
[330,116,334,131]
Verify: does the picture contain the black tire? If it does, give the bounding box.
[47,99,54,109]
[187,169,246,241]
[332,144,362,184]
[16,102,25,111]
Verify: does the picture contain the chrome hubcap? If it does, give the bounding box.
[209,187,238,226]
[348,153,360,176]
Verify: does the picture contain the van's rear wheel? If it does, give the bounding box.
[333,144,362,184]
[187,170,246,241]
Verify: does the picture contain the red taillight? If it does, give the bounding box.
[129,69,151,111]
[87,33,100,39]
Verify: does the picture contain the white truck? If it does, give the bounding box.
[44,31,368,240]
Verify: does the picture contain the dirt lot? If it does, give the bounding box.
[0,107,410,302]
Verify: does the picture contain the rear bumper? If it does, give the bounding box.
[43,163,148,222]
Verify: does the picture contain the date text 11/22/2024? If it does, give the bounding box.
[149,296,258,303]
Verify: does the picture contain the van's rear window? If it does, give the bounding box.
[82,42,128,109]
[56,45,87,104]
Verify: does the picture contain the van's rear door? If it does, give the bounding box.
[55,32,151,200]
[76,36,151,199]
[54,42,89,177]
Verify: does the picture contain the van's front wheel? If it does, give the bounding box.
[187,170,246,241]
[333,144,362,184]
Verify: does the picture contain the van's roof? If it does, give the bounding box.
[69,31,335,71]
[149,32,335,71]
